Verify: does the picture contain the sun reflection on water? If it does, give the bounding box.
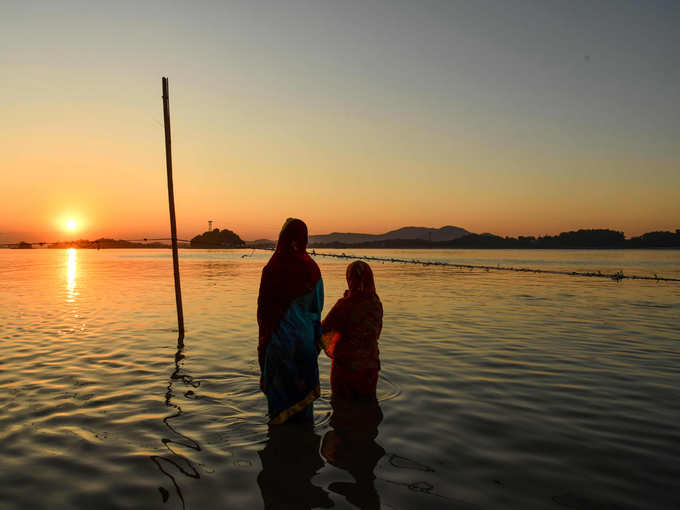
[66,248,77,302]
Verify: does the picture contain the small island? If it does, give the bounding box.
[190,228,245,248]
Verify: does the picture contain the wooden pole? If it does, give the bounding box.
[162,77,185,344]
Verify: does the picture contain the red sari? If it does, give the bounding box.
[321,261,382,399]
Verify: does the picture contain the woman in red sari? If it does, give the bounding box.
[321,261,382,399]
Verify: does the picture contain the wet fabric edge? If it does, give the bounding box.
[268,384,321,425]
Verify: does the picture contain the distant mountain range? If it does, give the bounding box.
[308,226,469,246]
[305,228,680,250]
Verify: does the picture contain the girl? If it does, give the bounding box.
[321,261,382,399]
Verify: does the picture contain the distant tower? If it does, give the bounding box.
[208,220,214,231]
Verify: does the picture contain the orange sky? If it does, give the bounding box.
[1,2,679,243]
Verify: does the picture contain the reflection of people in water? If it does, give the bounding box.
[257,218,324,424]
[322,396,385,509]
[257,422,333,510]
[321,260,382,399]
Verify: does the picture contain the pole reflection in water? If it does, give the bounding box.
[321,397,385,510]
[257,421,333,510]
[151,334,202,509]
[66,248,77,302]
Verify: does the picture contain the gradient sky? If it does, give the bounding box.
[2,0,679,242]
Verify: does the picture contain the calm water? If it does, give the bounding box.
[1,249,679,510]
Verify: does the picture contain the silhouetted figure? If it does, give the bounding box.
[321,261,382,399]
[257,218,324,424]
[257,422,333,510]
[321,396,385,509]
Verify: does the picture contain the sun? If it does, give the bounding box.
[56,213,86,235]
[65,219,78,232]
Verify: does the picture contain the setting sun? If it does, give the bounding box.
[55,213,86,236]
[65,219,78,232]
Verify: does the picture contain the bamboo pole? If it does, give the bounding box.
[162,77,185,343]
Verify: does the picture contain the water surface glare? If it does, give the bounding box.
[1,249,679,509]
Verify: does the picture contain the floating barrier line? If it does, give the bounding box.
[2,239,678,282]
[305,250,680,283]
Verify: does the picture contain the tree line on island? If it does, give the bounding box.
[7,227,680,249]
[189,228,245,248]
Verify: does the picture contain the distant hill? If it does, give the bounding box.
[190,228,245,248]
[308,225,469,246]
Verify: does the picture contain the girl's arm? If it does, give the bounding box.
[320,297,345,358]
[320,330,341,358]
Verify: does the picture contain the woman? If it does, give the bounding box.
[257,218,324,424]
[321,260,382,399]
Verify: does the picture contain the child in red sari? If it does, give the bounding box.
[321,261,383,399]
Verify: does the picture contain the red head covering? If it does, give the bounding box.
[346,260,376,296]
[275,218,308,255]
